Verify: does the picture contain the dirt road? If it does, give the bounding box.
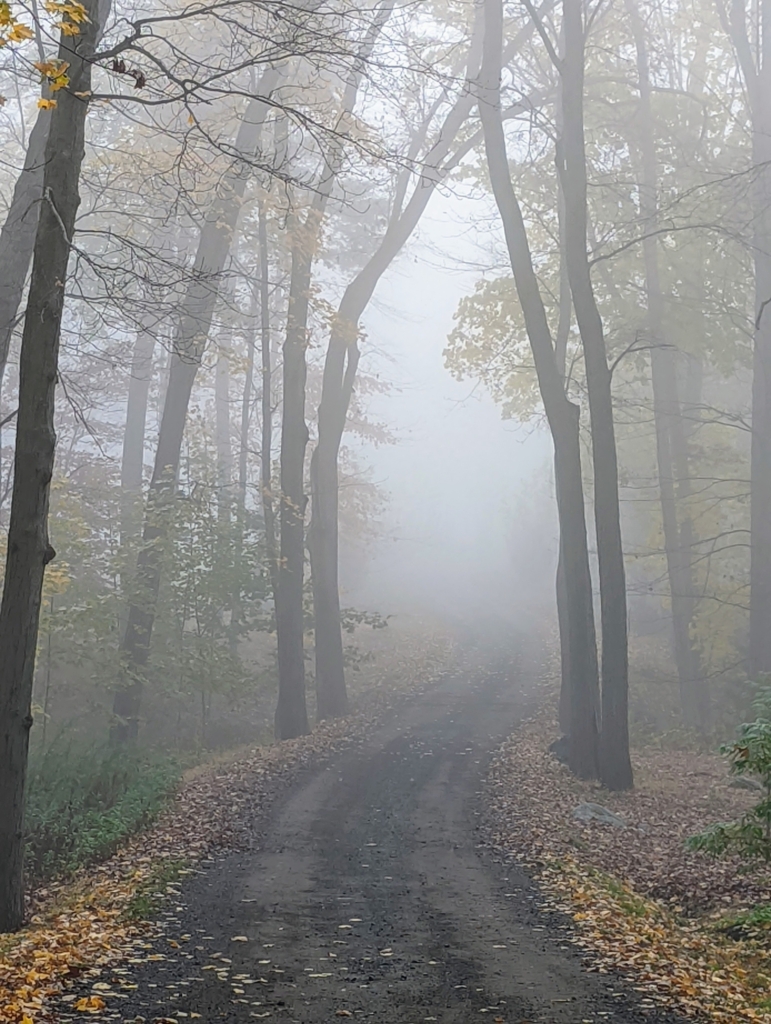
[71,647,680,1023]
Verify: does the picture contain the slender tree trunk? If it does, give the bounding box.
[625,0,707,729]
[275,215,316,740]
[0,0,110,387]
[308,4,512,720]
[479,0,599,779]
[257,201,279,601]
[111,76,278,743]
[559,0,632,790]
[749,1,771,679]
[275,1,393,738]
[0,110,51,388]
[215,320,234,515]
[0,2,99,932]
[120,314,157,547]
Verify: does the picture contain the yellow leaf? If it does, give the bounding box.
[37,98,57,109]
[8,22,32,40]
[74,995,106,1011]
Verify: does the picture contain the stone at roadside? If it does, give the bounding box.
[728,777,764,792]
[572,802,628,828]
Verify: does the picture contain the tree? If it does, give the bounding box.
[557,0,632,789]
[721,0,771,681]
[478,0,600,779]
[0,0,101,932]
[308,6,544,721]
[112,69,281,743]
[275,0,394,739]
[624,0,708,732]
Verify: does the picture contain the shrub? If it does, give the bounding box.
[687,684,771,863]
[24,743,180,885]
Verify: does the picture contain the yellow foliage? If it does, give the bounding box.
[0,0,32,47]
[44,0,89,22]
[36,98,57,109]
[6,21,31,40]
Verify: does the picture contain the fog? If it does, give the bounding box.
[1,0,771,942]
[347,194,556,629]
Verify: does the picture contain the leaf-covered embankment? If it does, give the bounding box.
[485,688,771,1024]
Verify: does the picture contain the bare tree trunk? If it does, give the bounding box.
[275,212,316,740]
[112,75,279,743]
[120,314,157,548]
[0,2,99,932]
[479,0,600,779]
[625,0,707,730]
[0,0,110,387]
[559,0,632,790]
[307,5,538,720]
[749,2,771,679]
[215,320,234,515]
[0,110,51,388]
[274,1,393,738]
[718,0,771,678]
[257,201,279,602]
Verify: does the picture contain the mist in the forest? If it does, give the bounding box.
[344,195,557,632]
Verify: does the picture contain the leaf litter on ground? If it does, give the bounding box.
[485,665,771,1024]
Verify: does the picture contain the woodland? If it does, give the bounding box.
[0,0,769,988]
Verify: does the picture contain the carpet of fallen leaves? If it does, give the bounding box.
[0,625,454,1024]
[486,685,771,1024]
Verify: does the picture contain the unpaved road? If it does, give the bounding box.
[71,647,681,1023]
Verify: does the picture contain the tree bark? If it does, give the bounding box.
[257,201,279,602]
[275,212,316,740]
[737,0,771,679]
[0,1,99,932]
[111,74,279,743]
[479,0,600,779]
[307,4,537,720]
[625,0,708,730]
[0,110,51,388]
[215,318,234,516]
[0,0,110,387]
[120,314,157,548]
[274,1,393,738]
[559,0,632,790]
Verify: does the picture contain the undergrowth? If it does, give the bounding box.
[24,743,181,885]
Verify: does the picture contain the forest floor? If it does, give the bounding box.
[9,629,690,1024]
[485,678,771,1024]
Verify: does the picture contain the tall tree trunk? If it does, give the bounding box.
[559,0,632,790]
[274,1,394,738]
[0,2,99,932]
[479,0,600,779]
[257,201,279,601]
[748,1,771,679]
[111,75,279,743]
[215,319,234,516]
[274,212,316,740]
[0,0,110,387]
[215,315,236,650]
[120,314,157,548]
[0,110,51,388]
[307,5,542,720]
[626,0,707,730]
